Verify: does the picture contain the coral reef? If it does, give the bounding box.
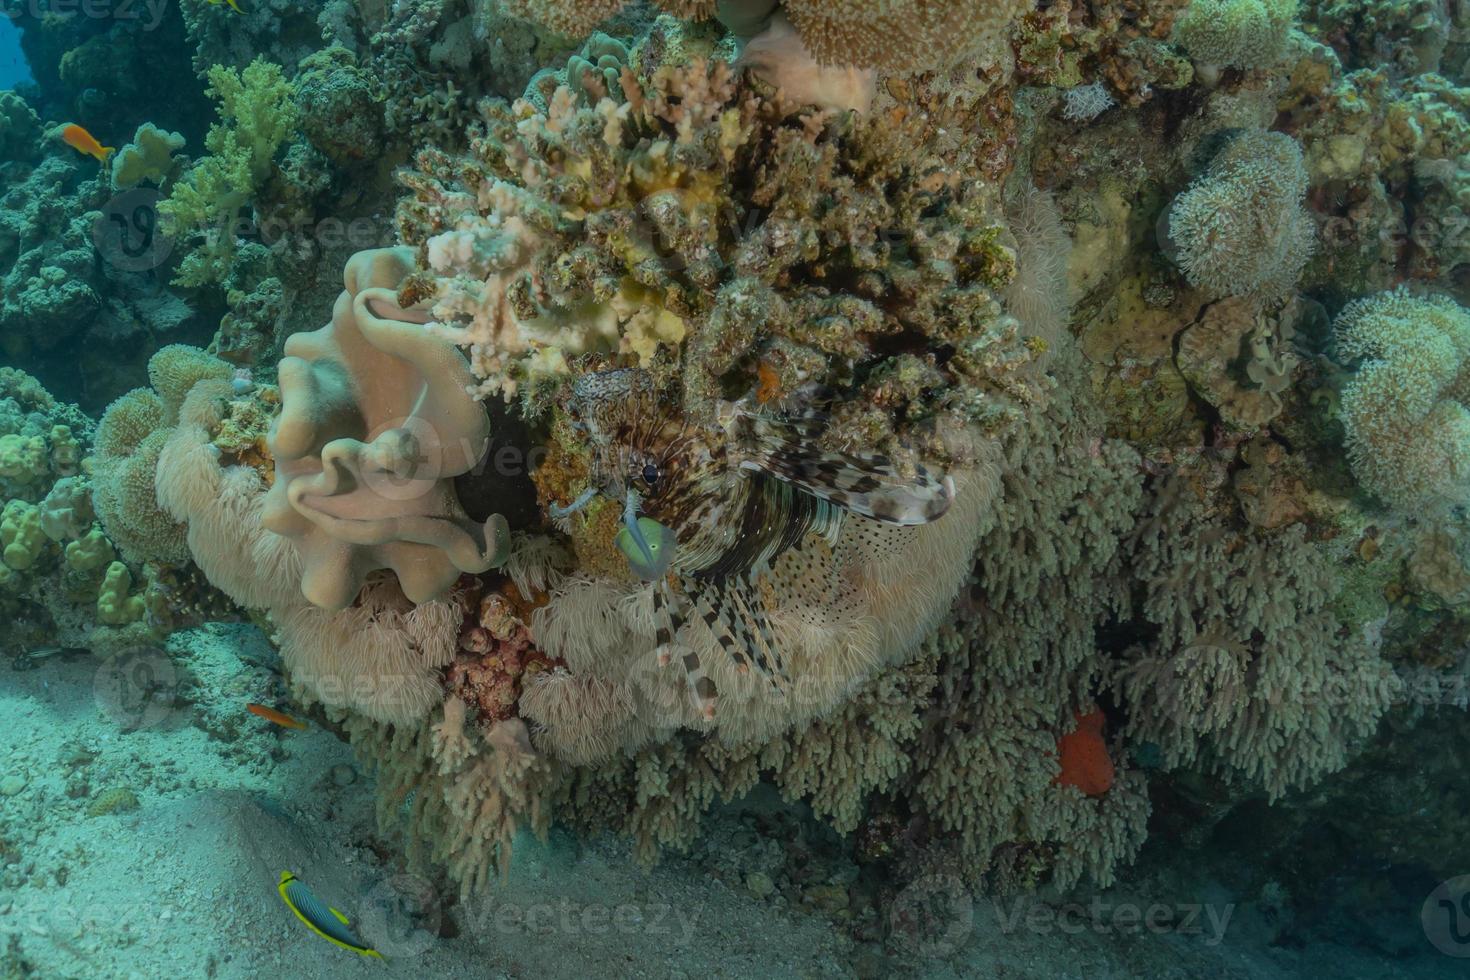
[7,0,1470,957]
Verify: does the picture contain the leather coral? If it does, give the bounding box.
[262,246,510,610]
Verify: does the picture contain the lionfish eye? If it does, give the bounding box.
[641,463,659,486]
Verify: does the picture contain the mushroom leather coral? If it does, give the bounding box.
[263,247,510,610]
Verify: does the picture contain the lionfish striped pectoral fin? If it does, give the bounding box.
[654,575,788,720]
[652,577,720,720]
[741,441,954,526]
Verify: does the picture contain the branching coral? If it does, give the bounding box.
[1332,288,1470,512]
[398,58,1039,453]
[1114,482,1401,799]
[157,58,298,287]
[1163,130,1315,301]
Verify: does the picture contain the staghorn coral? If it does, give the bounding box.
[1332,289,1470,512]
[1163,130,1315,302]
[262,247,510,611]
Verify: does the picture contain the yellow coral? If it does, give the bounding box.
[1,499,46,570]
[64,527,116,572]
[97,561,146,625]
[0,433,47,484]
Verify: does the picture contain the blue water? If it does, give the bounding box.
[0,18,30,88]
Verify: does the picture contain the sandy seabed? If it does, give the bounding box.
[0,624,1456,979]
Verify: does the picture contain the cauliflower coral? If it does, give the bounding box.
[1163,130,1315,301]
[1333,288,1470,511]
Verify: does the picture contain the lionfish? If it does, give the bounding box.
[552,369,955,718]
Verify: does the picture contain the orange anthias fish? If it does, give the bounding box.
[1054,709,1115,797]
[59,124,113,163]
[247,703,308,730]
